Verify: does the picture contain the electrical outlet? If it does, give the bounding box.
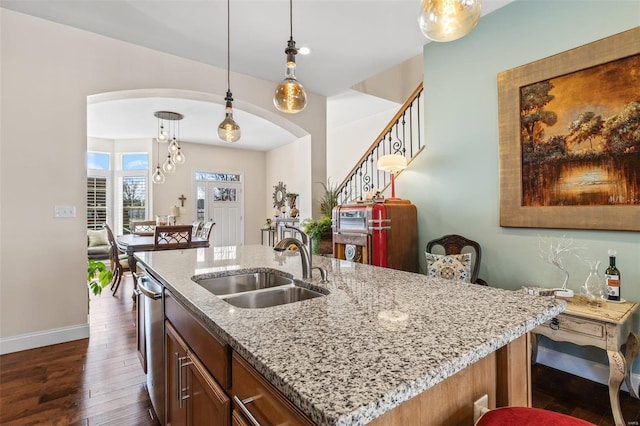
[54,205,76,218]
[473,394,489,423]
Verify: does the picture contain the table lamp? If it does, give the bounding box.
[377,154,408,200]
[169,206,180,225]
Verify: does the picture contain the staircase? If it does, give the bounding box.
[336,82,424,204]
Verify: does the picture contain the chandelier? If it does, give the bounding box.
[152,111,185,184]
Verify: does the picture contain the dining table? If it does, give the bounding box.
[116,233,210,273]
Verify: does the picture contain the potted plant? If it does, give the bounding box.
[87,259,114,296]
[303,180,341,255]
[304,215,333,255]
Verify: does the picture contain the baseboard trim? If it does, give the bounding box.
[537,345,640,393]
[0,323,89,355]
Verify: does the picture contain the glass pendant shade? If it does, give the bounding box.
[218,107,241,143]
[274,64,307,114]
[418,0,481,42]
[162,155,176,174]
[157,123,168,142]
[172,147,185,165]
[152,165,165,184]
[168,138,179,154]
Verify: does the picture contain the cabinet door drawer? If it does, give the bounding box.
[536,314,607,349]
[165,290,230,389]
[556,314,605,339]
[232,352,314,426]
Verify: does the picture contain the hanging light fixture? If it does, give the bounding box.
[418,0,481,42]
[273,0,307,114]
[157,116,168,142]
[151,140,166,184]
[152,111,184,182]
[218,0,241,142]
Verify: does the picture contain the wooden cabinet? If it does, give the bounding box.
[166,320,230,426]
[231,352,314,426]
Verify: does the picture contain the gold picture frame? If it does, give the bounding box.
[498,27,640,232]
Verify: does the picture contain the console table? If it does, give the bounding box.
[532,295,639,426]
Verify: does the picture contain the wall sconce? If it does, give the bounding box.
[377,154,407,199]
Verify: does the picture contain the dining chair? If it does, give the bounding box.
[425,234,487,285]
[154,225,193,250]
[103,224,131,295]
[191,220,202,237]
[198,221,215,241]
[130,220,156,236]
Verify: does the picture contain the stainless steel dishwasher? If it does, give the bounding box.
[136,268,165,425]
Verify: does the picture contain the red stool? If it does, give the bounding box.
[475,407,595,426]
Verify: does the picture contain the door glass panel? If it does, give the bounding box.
[213,187,236,202]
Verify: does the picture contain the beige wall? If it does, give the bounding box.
[0,9,325,352]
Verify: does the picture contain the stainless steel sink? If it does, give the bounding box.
[193,271,293,295]
[220,285,325,309]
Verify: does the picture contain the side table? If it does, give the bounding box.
[261,228,276,247]
[531,295,639,426]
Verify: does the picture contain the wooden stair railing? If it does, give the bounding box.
[336,82,424,204]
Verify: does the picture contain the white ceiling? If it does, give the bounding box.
[2,0,512,150]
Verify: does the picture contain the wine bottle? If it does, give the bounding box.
[605,249,621,301]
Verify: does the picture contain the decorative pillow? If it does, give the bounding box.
[425,253,472,283]
[88,229,109,247]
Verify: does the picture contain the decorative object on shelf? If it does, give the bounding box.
[273,0,307,114]
[264,218,273,229]
[377,154,407,199]
[152,111,185,183]
[272,181,287,210]
[498,28,640,232]
[218,0,241,143]
[418,0,481,42]
[286,192,299,218]
[582,259,605,305]
[538,235,585,298]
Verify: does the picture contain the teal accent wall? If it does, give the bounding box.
[410,1,640,371]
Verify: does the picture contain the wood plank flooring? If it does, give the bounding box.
[1,273,639,425]
[0,275,158,425]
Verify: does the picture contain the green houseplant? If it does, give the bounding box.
[304,180,341,255]
[87,259,113,296]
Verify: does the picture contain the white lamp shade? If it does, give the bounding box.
[377,154,408,173]
[171,206,180,217]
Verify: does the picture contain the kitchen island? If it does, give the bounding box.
[135,245,565,425]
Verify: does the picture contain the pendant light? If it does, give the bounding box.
[157,116,168,142]
[418,0,481,42]
[273,0,307,114]
[218,0,241,142]
[152,140,166,184]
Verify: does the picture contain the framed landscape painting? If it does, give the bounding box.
[498,27,640,231]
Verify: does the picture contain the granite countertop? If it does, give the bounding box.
[135,245,565,426]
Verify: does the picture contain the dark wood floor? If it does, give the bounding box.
[0,275,158,425]
[1,274,639,425]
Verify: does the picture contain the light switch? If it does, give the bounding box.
[54,205,76,218]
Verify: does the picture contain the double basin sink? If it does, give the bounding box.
[192,270,327,309]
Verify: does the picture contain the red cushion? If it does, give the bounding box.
[476,407,595,426]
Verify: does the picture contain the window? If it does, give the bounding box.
[87,152,110,229]
[122,176,147,234]
[122,153,148,170]
[87,176,107,230]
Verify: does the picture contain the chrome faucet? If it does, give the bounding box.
[274,225,328,282]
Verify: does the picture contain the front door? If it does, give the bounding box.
[207,182,242,246]
[195,172,243,247]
